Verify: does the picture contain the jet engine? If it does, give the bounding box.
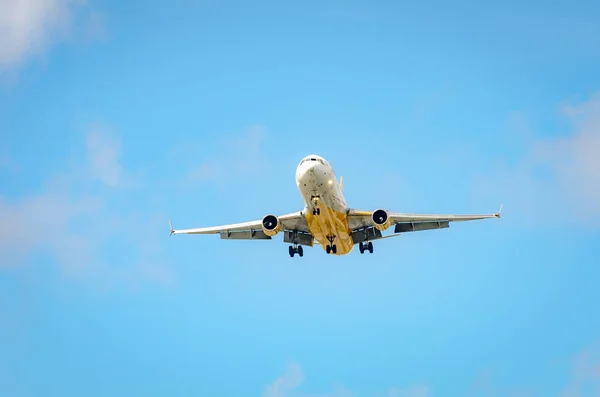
[262,214,281,236]
[371,209,392,231]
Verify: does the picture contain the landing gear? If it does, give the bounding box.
[325,235,337,254]
[289,244,303,258]
[359,241,374,254]
[311,196,321,215]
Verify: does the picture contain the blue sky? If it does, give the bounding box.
[1,0,600,396]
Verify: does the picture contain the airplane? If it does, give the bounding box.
[169,154,502,257]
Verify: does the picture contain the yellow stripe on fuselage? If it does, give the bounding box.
[304,204,354,255]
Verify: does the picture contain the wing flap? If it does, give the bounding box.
[394,220,450,233]
[350,227,383,244]
[220,230,272,240]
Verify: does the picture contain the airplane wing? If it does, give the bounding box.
[169,211,313,244]
[347,205,502,241]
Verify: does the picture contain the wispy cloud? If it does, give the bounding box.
[263,362,425,397]
[473,92,600,226]
[264,362,306,397]
[0,153,19,173]
[0,123,173,289]
[175,125,270,190]
[85,123,126,187]
[561,342,600,397]
[468,370,532,397]
[386,385,431,397]
[0,0,104,74]
[267,344,600,397]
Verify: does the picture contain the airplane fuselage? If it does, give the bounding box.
[296,155,354,255]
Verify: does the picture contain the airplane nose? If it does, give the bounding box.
[297,161,314,175]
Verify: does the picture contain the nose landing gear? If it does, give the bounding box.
[310,196,320,215]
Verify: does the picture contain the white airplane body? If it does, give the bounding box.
[170,155,502,257]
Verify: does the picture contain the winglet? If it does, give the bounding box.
[339,176,343,191]
[495,204,503,218]
[169,220,174,236]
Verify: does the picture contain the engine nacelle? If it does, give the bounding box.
[261,214,281,237]
[371,209,392,231]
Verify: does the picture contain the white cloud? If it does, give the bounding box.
[264,362,427,397]
[0,124,173,289]
[263,361,355,397]
[467,371,533,397]
[178,125,269,189]
[265,342,600,397]
[85,124,125,187]
[541,94,600,211]
[473,92,600,226]
[561,342,600,397]
[0,153,19,173]
[264,362,306,397]
[0,0,103,73]
[386,385,431,397]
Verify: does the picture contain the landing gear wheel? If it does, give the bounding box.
[332,244,337,254]
[289,245,303,258]
[317,208,320,215]
[359,242,373,254]
[326,245,331,254]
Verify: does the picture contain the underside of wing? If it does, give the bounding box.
[169,211,313,245]
[347,205,502,243]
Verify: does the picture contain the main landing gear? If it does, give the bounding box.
[359,241,374,254]
[326,244,337,254]
[289,245,303,258]
[325,235,337,254]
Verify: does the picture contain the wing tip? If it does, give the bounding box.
[495,204,503,218]
[169,220,174,236]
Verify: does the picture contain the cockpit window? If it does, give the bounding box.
[300,158,325,165]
